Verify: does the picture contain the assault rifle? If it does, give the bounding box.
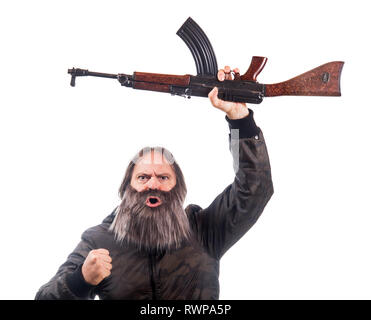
[68,17,344,104]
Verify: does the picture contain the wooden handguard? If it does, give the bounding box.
[133,72,191,92]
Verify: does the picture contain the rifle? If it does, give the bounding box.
[68,17,344,104]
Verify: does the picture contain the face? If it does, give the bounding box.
[110,149,189,250]
[130,150,176,194]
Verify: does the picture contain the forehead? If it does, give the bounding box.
[133,151,175,174]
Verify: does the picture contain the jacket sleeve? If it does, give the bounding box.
[35,229,97,300]
[189,110,274,259]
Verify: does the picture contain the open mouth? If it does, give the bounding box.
[145,196,162,208]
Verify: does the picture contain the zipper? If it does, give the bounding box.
[148,253,157,300]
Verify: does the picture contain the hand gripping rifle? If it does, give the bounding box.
[68,17,344,104]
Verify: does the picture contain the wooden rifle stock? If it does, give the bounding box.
[265,61,344,97]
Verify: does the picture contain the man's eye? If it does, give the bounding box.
[138,175,149,181]
[160,176,169,181]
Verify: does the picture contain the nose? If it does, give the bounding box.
[145,176,160,190]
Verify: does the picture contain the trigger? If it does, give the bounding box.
[233,71,241,81]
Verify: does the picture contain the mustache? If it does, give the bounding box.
[121,187,177,215]
[136,189,170,204]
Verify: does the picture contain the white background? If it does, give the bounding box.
[1,0,370,300]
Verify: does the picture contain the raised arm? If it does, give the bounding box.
[188,66,274,259]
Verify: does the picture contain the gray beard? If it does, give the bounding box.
[109,186,190,251]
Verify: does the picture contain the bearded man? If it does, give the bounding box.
[35,67,274,300]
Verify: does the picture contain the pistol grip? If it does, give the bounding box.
[70,75,76,87]
[241,56,267,82]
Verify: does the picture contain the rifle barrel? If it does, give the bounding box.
[68,68,117,79]
[68,68,118,86]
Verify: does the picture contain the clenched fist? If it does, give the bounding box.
[82,249,112,286]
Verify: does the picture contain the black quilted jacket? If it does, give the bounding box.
[35,112,273,300]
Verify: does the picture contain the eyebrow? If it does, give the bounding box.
[155,172,172,176]
[135,172,152,177]
[136,172,172,177]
